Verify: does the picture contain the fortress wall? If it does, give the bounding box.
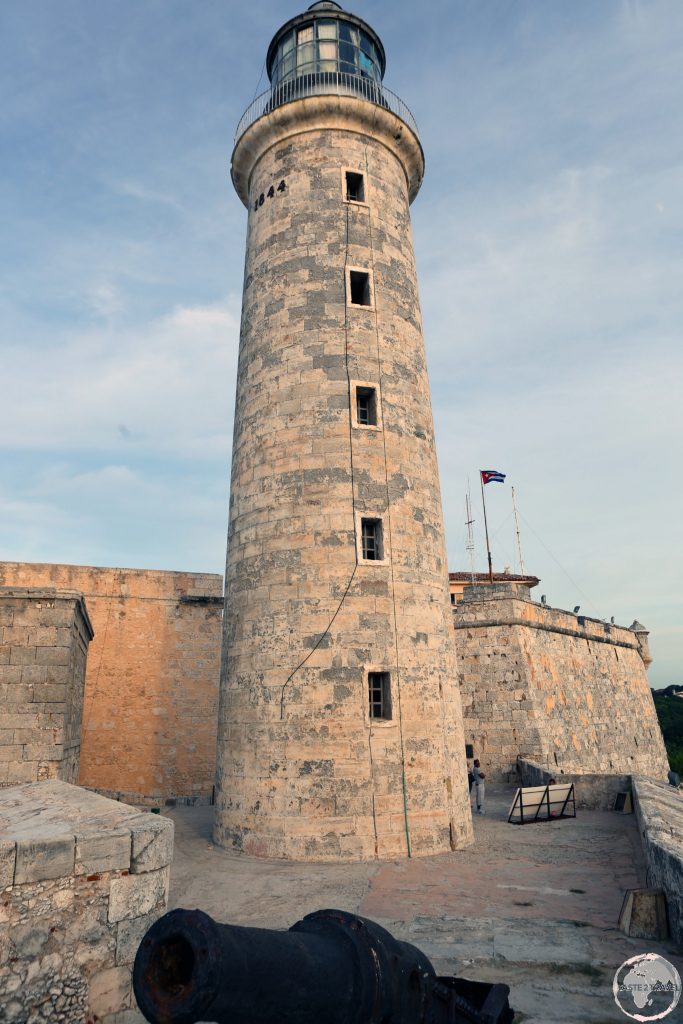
[0,589,92,787]
[455,583,670,782]
[0,563,223,805]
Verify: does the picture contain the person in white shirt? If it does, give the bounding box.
[472,759,486,814]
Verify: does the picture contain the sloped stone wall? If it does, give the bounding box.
[455,584,670,782]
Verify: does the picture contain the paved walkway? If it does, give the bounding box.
[166,785,683,1023]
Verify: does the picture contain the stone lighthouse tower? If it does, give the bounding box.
[215,1,474,860]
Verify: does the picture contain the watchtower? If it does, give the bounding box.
[215,2,474,859]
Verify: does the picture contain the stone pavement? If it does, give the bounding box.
[166,784,683,1023]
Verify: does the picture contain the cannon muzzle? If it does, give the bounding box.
[133,907,513,1024]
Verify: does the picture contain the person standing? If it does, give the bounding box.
[472,759,486,814]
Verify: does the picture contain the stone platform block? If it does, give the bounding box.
[0,779,173,1023]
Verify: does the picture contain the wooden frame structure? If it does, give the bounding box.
[508,783,576,825]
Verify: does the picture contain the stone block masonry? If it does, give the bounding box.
[0,588,93,788]
[0,779,172,1023]
[455,583,670,782]
[0,562,223,806]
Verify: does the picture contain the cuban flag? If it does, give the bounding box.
[481,470,506,485]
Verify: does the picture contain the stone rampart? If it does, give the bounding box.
[632,776,683,946]
[0,779,172,1022]
[0,563,223,805]
[0,588,93,788]
[455,583,669,782]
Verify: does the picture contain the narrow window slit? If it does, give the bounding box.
[368,672,391,720]
[356,386,377,426]
[345,171,365,203]
[349,270,372,306]
[361,518,383,561]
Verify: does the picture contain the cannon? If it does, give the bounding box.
[133,907,514,1024]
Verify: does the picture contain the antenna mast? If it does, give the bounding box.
[465,481,476,584]
[512,486,525,575]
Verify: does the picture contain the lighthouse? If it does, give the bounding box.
[215,1,474,860]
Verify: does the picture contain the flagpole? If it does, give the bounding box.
[480,472,494,584]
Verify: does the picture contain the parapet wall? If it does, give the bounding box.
[632,776,683,946]
[0,563,223,805]
[0,779,172,1023]
[518,758,632,811]
[0,588,93,787]
[454,583,670,782]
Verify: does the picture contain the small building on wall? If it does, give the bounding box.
[453,580,669,782]
[0,587,93,787]
[449,571,540,607]
[0,562,223,806]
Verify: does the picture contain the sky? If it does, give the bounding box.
[1,0,681,686]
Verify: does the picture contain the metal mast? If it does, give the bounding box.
[511,486,525,576]
[465,483,476,584]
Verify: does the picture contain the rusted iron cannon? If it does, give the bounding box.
[133,907,514,1024]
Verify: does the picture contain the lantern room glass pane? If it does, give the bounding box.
[340,22,359,46]
[318,40,337,72]
[297,25,314,73]
[272,29,295,85]
[359,50,374,78]
[317,20,337,39]
[270,17,381,87]
[339,39,357,74]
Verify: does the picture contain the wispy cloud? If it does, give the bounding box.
[88,282,125,319]
[111,179,185,213]
[0,297,240,459]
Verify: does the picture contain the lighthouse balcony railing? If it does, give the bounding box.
[235,72,418,143]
